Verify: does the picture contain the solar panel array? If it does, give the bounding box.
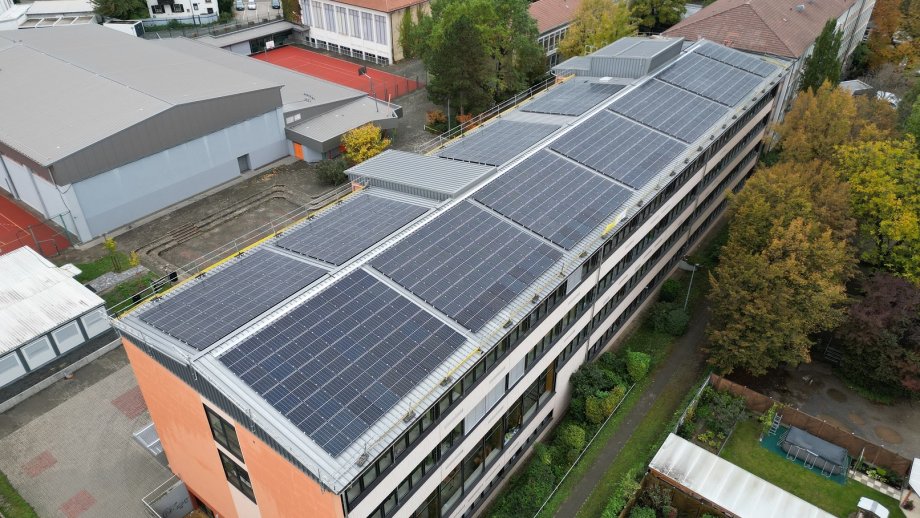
[695,41,776,77]
[219,269,466,457]
[521,81,624,116]
[658,53,763,107]
[609,80,729,143]
[372,201,562,332]
[275,194,427,266]
[437,120,560,166]
[474,150,633,249]
[139,250,327,350]
[550,110,686,189]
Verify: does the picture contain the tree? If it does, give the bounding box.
[558,0,636,58]
[837,273,920,396]
[707,219,850,375]
[417,0,544,113]
[91,0,148,19]
[775,83,857,163]
[398,8,418,59]
[629,0,685,32]
[867,0,901,69]
[799,19,843,92]
[315,158,348,185]
[846,41,869,79]
[340,124,391,164]
[281,0,301,23]
[835,138,920,283]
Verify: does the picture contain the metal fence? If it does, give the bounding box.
[141,14,284,39]
[709,374,913,476]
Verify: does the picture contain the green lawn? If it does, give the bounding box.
[102,273,171,314]
[73,252,130,283]
[0,469,37,518]
[722,419,906,518]
[575,366,705,518]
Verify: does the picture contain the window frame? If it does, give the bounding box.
[204,405,244,461]
[218,450,256,502]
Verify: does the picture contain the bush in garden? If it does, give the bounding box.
[651,302,690,336]
[315,158,348,185]
[600,471,641,518]
[626,351,651,382]
[659,278,682,302]
[585,386,627,425]
[555,423,587,466]
[629,507,656,518]
[491,450,556,517]
[698,387,746,435]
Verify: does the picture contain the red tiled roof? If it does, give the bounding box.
[529,0,583,34]
[331,0,426,13]
[663,0,856,58]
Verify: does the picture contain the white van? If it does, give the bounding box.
[247,0,256,9]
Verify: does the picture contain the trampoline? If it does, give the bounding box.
[779,427,849,477]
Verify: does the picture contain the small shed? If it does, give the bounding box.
[0,248,113,396]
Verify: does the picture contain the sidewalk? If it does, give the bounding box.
[554,304,710,517]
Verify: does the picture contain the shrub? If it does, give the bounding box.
[697,388,746,435]
[639,482,672,511]
[599,351,627,377]
[600,471,641,518]
[585,385,627,425]
[315,158,348,185]
[626,351,651,382]
[456,113,473,124]
[555,423,587,465]
[491,453,556,517]
[659,278,682,302]
[629,507,656,518]
[651,302,690,336]
[426,109,447,125]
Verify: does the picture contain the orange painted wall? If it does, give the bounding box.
[124,338,345,518]
[124,339,240,518]
[237,426,344,518]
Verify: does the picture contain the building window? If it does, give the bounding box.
[0,353,26,386]
[218,451,256,502]
[22,337,56,369]
[51,321,83,353]
[193,3,198,9]
[207,7,213,13]
[171,3,184,12]
[374,14,387,45]
[311,1,323,29]
[81,308,110,338]
[362,11,373,42]
[348,8,360,38]
[151,4,165,13]
[324,3,335,32]
[336,6,347,35]
[205,406,244,461]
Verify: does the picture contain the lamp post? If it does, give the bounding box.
[677,258,702,311]
[357,66,379,113]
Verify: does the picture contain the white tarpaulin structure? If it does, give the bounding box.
[650,434,836,518]
[910,458,920,495]
[858,497,890,518]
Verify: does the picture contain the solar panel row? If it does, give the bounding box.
[550,110,687,189]
[139,249,327,350]
[275,194,427,266]
[437,120,560,166]
[372,201,562,332]
[474,150,633,249]
[609,80,729,143]
[219,269,466,457]
[657,52,763,107]
[521,80,624,117]
[694,41,777,78]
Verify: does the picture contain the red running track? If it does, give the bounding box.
[0,194,70,257]
[254,47,422,101]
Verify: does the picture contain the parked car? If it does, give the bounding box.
[247,0,256,9]
[271,0,280,8]
[235,0,243,10]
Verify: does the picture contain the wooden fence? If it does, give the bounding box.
[708,374,913,476]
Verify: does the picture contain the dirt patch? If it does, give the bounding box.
[874,425,903,444]
[158,197,300,267]
[849,412,867,425]
[827,387,848,403]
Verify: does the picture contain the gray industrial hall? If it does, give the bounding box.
[0,25,399,244]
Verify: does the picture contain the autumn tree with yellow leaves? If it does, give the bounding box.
[341,124,392,165]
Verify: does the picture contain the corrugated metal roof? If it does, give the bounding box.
[0,247,103,354]
[288,97,400,147]
[651,434,836,518]
[346,150,496,199]
[0,25,280,171]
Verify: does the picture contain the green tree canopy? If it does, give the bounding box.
[800,19,843,92]
[835,138,920,283]
[629,0,685,32]
[416,0,545,114]
[92,0,148,19]
[775,83,857,163]
[558,0,636,58]
[398,8,419,59]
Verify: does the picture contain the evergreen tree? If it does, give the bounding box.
[398,8,418,59]
[92,0,148,19]
[423,12,494,114]
[800,19,843,92]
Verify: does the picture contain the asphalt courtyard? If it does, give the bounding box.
[0,348,169,518]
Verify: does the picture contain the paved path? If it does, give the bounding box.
[554,304,710,518]
[0,348,169,518]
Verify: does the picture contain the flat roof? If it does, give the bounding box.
[288,97,400,148]
[196,20,296,48]
[651,434,836,518]
[117,40,783,491]
[24,0,95,15]
[0,247,103,353]
[347,150,496,200]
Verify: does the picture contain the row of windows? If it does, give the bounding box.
[538,26,569,53]
[205,405,257,503]
[307,1,388,45]
[409,364,557,518]
[308,38,391,65]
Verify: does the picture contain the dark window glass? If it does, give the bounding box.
[218,451,256,502]
[204,406,243,461]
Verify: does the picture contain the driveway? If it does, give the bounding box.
[0,348,169,518]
